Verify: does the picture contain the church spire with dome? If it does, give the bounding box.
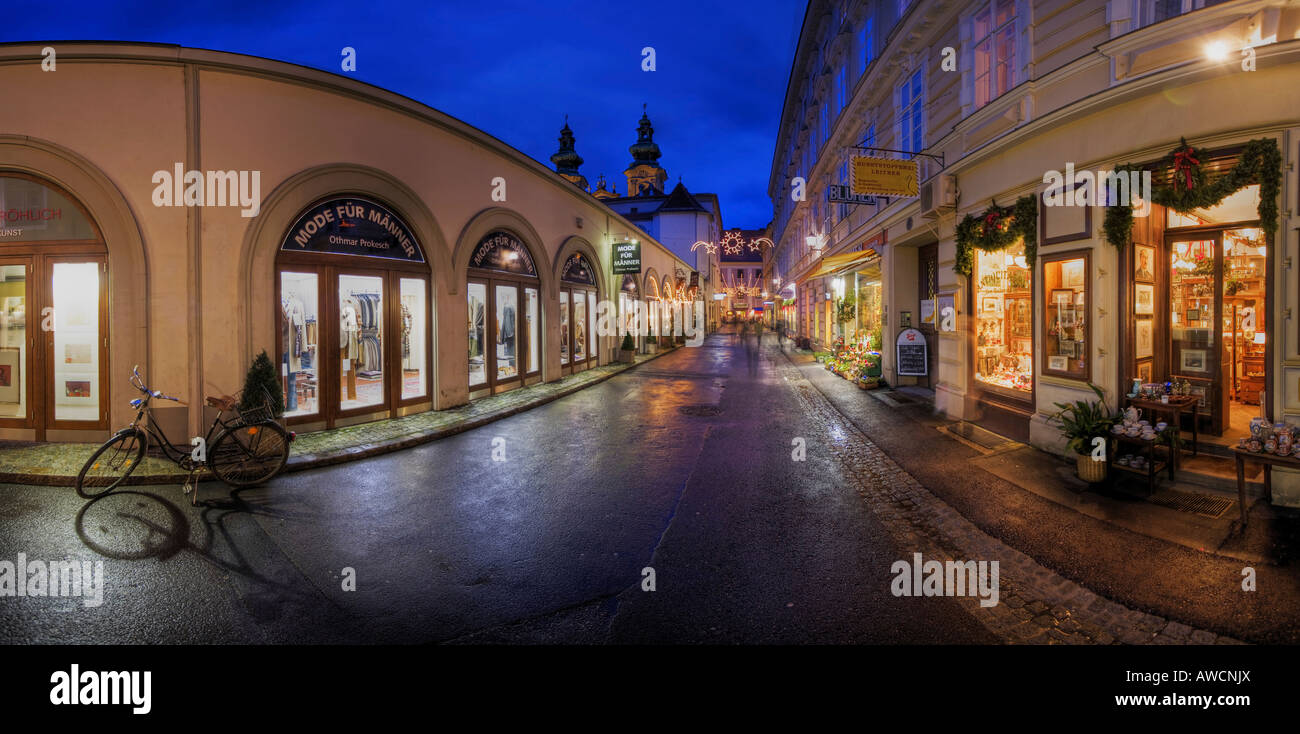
[550,115,588,190]
[624,104,667,196]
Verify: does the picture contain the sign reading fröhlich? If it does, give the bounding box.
[612,242,641,274]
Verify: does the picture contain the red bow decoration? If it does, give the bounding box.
[1173,147,1199,190]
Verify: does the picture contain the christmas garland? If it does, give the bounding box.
[1103,137,1281,249]
[954,195,1038,278]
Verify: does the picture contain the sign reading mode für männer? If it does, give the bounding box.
[281,197,425,262]
[612,242,641,274]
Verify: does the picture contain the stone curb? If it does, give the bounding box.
[0,347,679,488]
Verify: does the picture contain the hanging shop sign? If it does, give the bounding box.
[852,156,919,197]
[281,197,424,262]
[896,328,928,376]
[827,185,879,205]
[612,242,642,274]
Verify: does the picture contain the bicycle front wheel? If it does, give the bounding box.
[208,422,290,488]
[75,428,147,499]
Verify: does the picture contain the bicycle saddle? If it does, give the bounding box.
[206,395,238,411]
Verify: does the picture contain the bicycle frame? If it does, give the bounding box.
[124,367,251,470]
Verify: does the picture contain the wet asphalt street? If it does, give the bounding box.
[0,328,994,644]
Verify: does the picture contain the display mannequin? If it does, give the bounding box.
[341,297,359,400]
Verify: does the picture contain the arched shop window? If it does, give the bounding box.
[276,196,430,431]
[619,274,640,346]
[468,231,541,394]
[645,276,661,338]
[560,252,598,373]
[0,173,108,440]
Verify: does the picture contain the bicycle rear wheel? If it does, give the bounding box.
[208,422,290,488]
[75,428,147,499]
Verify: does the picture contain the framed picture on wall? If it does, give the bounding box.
[1135,318,1154,360]
[1136,360,1152,384]
[1134,244,1156,282]
[1181,349,1208,372]
[1061,260,1086,289]
[1187,381,1210,409]
[980,295,1002,316]
[1135,283,1155,315]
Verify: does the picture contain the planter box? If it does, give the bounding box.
[618,349,636,364]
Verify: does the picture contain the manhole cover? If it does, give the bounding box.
[678,404,723,417]
[1147,489,1234,519]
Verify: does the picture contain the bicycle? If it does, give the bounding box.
[75,365,293,504]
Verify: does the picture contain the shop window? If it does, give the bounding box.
[560,295,570,365]
[973,244,1033,393]
[468,281,488,387]
[276,196,430,429]
[467,230,540,393]
[51,262,102,422]
[0,174,108,438]
[399,278,426,399]
[0,264,26,420]
[1042,252,1090,381]
[281,271,319,418]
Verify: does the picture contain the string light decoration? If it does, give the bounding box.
[690,240,717,254]
[721,231,745,255]
[747,237,774,253]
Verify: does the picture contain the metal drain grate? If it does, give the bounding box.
[677,404,723,417]
[1147,489,1235,519]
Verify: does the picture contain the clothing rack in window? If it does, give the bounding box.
[349,291,382,377]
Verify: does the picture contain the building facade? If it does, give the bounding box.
[768,0,1300,505]
[0,42,699,442]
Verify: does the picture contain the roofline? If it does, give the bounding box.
[0,40,697,272]
[768,2,817,197]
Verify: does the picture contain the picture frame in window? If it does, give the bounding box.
[1134,283,1154,315]
[1048,355,1069,371]
[1050,288,1073,307]
[1181,348,1208,373]
[1136,360,1152,385]
[1135,318,1154,360]
[1133,244,1156,283]
[979,294,1002,316]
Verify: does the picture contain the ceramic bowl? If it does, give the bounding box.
[1156,422,1168,431]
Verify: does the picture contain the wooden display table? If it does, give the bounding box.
[1107,434,1172,494]
[1124,395,1200,470]
[1231,447,1284,526]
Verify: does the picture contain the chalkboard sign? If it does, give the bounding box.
[896,328,928,376]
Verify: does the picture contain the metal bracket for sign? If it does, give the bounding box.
[849,145,945,168]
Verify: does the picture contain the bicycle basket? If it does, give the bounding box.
[234,388,278,426]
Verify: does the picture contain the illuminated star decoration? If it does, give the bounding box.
[721,231,745,256]
[747,237,774,253]
[690,240,718,254]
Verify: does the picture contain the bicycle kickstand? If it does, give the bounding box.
[182,467,202,506]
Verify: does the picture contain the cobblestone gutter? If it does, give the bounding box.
[776,349,1243,646]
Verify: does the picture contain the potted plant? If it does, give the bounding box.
[1049,383,1118,483]
[619,332,636,363]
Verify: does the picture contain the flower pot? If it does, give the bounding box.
[1075,452,1107,483]
[619,348,636,364]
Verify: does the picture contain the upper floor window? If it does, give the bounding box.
[1136,0,1232,29]
[897,68,925,153]
[837,64,849,111]
[860,17,875,74]
[973,0,1016,109]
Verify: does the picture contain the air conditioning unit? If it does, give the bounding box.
[919,174,957,219]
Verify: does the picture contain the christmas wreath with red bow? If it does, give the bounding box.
[955,195,1038,277]
[1103,137,1281,250]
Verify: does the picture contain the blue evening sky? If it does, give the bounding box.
[2,0,803,229]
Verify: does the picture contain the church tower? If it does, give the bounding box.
[549,116,588,191]
[624,105,667,196]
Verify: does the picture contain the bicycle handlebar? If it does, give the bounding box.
[128,365,181,404]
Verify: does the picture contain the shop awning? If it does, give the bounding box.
[804,250,876,280]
